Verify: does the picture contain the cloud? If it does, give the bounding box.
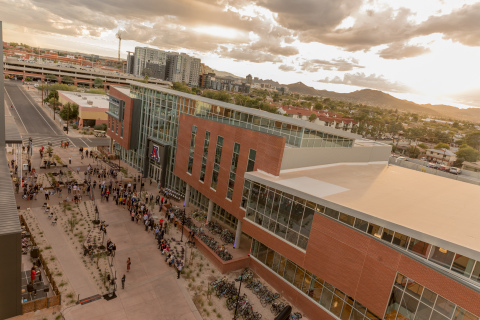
[378,42,431,59]
[300,58,363,72]
[317,72,411,93]
[217,46,282,63]
[414,2,480,47]
[278,64,296,72]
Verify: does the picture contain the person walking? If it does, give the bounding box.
[121,274,126,289]
[126,258,131,272]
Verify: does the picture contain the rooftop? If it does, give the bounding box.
[128,81,361,141]
[111,85,131,97]
[59,91,109,109]
[427,148,456,156]
[246,163,480,261]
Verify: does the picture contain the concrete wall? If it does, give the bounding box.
[281,144,392,170]
[0,232,22,319]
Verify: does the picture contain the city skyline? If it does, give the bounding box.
[1,0,479,108]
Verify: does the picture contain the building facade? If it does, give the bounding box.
[132,47,168,77]
[165,53,201,87]
[107,82,480,320]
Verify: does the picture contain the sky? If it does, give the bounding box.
[1,0,480,108]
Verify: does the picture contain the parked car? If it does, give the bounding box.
[449,167,462,175]
[420,157,427,161]
[426,163,436,168]
[438,165,449,171]
[396,157,407,161]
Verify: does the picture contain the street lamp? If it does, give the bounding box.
[233,268,249,320]
[180,209,186,242]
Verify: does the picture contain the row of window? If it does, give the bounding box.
[251,239,381,320]
[386,273,477,320]
[321,207,480,286]
[199,131,210,182]
[243,180,315,250]
[242,178,480,286]
[211,136,223,190]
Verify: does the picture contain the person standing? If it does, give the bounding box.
[177,262,183,279]
[126,258,131,272]
[121,274,126,289]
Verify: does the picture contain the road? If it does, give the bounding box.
[4,81,110,148]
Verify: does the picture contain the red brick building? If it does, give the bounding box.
[108,82,480,320]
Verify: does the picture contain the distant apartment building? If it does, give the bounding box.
[199,73,250,93]
[132,47,167,77]
[426,148,457,166]
[280,106,357,132]
[166,52,201,87]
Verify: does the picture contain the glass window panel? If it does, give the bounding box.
[278,256,287,277]
[415,303,433,320]
[257,243,268,264]
[365,310,381,320]
[392,232,410,249]
[431,311,450,320]
[302,273,312,295]
[275,223,287,239]
[367,224,382,238]
[312,279,323,302]
[286,229,299,246]
[351,310,365,320]
[429,246,455,269]
[301,206,314,236]
[405,282,423,299]
[342,303,353,320]
[408,238,432,258]
[339,213,355,226]
[470,262,480,282]
[354,218,369,232]
[453,307,477,320]
[330,294,344,317]
[385,287,404,320]
[289,202,304,232]
[293,267,305,290]
[272,252,281,272]
[400,293,420,320]
[320,289,334,309]
[381,229,395,243]
[265,248,275,268]
[283,260,296,284]
[298,236,309,250]
[451,254,475,278]
[421,288,437,307]
[354,301,367,314]
[434,296,455,319]
[325,208,340,219]
[268,220,277,233]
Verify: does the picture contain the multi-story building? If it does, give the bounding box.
[426,148,457,166]
[132,47,167,77]
[107,82,480,320]
[166,53,201,87]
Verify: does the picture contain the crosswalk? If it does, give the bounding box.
[21,134,75,148]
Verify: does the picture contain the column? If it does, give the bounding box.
[234,220,242,249]
[184,183,191,207]
[206,199,213,223]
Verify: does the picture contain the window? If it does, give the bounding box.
[339,213,355,226]
[187,125,197,174]
[211,136,223,190]
[227,142,240,200]
[428,246,455,269]
[451,254,475,277]
[408,238,432,258]
[246,149,256,172]
[392,232,410,249]
[200,131,210,182]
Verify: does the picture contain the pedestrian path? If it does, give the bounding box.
[22,134,73,148]
[32,207,99,300]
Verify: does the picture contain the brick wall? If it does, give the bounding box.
[108,86,133,150]
[174,114,286,220]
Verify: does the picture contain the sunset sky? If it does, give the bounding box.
[1,0,479,108]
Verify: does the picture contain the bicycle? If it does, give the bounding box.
[290,312,303,319]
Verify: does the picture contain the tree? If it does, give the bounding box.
[61,76,74,85]
[455,145,480,166]
[45,74,58,82]
[465,131,480,150]
[94,78,104,88]
[144,74,149,84]
[141,68,152,77]
[314,102,324,110]
[94,123,107,131]
[309,113,317,122]
[434,143,450,150]
[60,103,79,121]
[418,143,428,149]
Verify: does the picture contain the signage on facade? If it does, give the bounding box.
[150,144,160,162]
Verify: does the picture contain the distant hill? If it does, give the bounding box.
[286,82,480,122]
[213,69,243,80]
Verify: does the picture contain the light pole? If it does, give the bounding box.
[233,268,249,320]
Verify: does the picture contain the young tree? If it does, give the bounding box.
[434,143,450,150]
[309,113,317,122]
[465,131,480,150]
[94,78,104,88]
[455,145,480,165]
[45,74,58,82]
[60,103,79,121]
[61,76,74,85]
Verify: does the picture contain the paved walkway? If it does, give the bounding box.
[32,206,99,299]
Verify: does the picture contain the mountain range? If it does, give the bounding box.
[286,82,480,123]
[210,69,480,123]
